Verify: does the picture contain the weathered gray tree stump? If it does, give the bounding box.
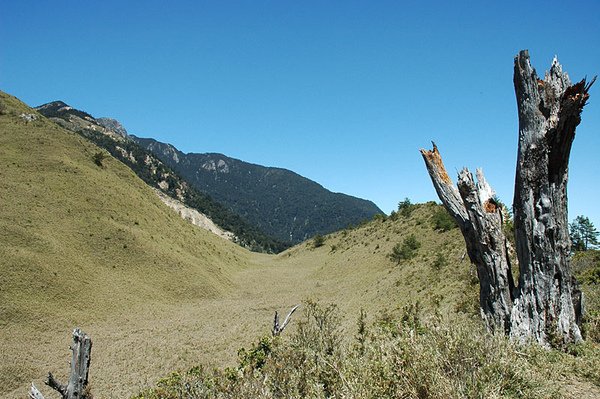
[272,305,300,336]
[29,383,45,399]
[29,328,92,399]
[421,50,594,345]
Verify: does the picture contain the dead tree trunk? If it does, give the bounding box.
[421,50,594,345]
[272,305,300,337]
[421,145,515,334]
[510,51,594,344]
[30,328,92,399]
[29,384,45,399]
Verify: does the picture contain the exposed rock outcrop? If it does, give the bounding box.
[153,189,235,241]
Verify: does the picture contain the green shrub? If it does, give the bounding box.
[398,197,416,218]
[580,283,600,343]
[573,251,600,342]
[389,234,421,264]
[579,266,600,285]
[238,336,275,372]
[373,213,387,222]
[312,234,325,248]
[583,312,600,343]
[93,151,106,167]
[432,251,447,270]
[431,206,457,231]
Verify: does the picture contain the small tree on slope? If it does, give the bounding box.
[570,215,599,251]
[421,50,595,346]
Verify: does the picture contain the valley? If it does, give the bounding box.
[1,90,599,399]
[0,91,467,398]
[2,214,470,399]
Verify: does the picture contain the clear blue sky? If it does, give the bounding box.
[2,1,599,227]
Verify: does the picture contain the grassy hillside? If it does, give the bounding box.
[0,91,253,398]
[134,205,600,399]
[278,203,473,319]
[0,96,475,398]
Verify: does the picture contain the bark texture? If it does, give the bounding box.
[510,50,593,344]
[421,50,594,345]
[32,328,93,399]
[421,145,514,334]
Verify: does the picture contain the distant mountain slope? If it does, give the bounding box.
[35,101,288,253]
[133,137,384,243]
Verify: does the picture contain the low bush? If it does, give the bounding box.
[372,213,387,222]
[432,251,447,270]
[134,301,569,399]
[312,234,325,248]
[93,151,106,167]
[398,197,416,218]
[573,250,600,342]
[431,206,457,231]
[389,234,421,264]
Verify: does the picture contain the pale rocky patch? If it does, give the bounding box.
[153,188,235,241]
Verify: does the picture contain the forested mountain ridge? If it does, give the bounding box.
[35,100,288,253]
[133,136,384,243]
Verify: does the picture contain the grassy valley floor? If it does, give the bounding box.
[0,200,473,398]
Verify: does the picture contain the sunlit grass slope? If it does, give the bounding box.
[139,208,600,399]
[0,94,476,397]
[0,91,252,397]
[278,203,473,321]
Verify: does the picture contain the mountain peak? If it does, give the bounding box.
[97,117,128,138]
[35,102,131,140]
[35,100,71,112]
[35,100,94,121]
